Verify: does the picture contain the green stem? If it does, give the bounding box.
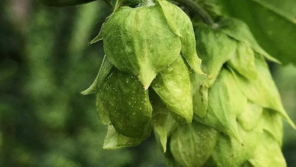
[173,0,215,26]
[38,0,96,7]
[140,0,155,6]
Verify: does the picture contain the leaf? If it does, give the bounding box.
[103,124,146,149]
[90,22,105,44]
[192,74,209,118]
[229,55,295,128]
[197,68,247,142]
[152,56,193,124]
[98,68,152,138]
[96,95,111,124]
[210,127,260,167]
[220,0,296,64]
[227,42,258,80]
[81,55,113,95]
[218,18,280,63]
[248,131,286,167]
[256,109,283,146]
[237,101,263,131]
[103,5,181,88]
[164,140,184,167]
[194,24,237,86]
[170,121,219,167]
[150,90,178,152]
[192,24,237,117]
[158,0,204,75]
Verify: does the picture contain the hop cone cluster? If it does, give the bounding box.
[83,0,204,148]
[164,19,295,167]
[83,0,294,166]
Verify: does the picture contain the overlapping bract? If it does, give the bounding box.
[83,0,203,149]
[164,18,294,167]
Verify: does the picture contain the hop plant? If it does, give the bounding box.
[82,0,295,165]
[35,0,295,166]
[164,18,295,167]
[83,0,204,146]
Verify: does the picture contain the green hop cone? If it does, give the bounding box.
[162,18,295,167]
[83,0,204,149]
[94,0,203,88]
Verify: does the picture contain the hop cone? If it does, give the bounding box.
[83,0,204,148]
[164,18,295,167]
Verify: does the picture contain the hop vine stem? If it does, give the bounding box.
[104,0,216,26]
[172,0,216,27]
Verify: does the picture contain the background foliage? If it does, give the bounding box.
[0,0,295,166]
[219,0,296,64]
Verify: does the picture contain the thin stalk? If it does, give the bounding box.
[140,0,155,6]
[173,0,215,26]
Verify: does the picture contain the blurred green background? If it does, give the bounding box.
[0,0,295,166]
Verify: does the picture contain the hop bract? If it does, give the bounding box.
[164,18,295,167]
[83,0,203,148]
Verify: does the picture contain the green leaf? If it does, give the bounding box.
[90,22,105,44]
[96,95,111,124]
[103,124,146,149]
[158,0,204,75]
[229,55,295,128]
[103,5,181,88]
[192,73,209,118]
[197,68,247,142]
[150,90,178,152]
[256,109,283,146]
[194,24,237,86]
[248,131,286,167]
[237,101,263,131]
[210,127,260,167]
[152,56,193,124]
[219,18,280,63]
[192,24,237,117]
[170,121,219,167]
[98,68,152,138]
[81,55,113,95]
[164,140,184,167]
[227,42,258,80]
[220,0,296,64]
